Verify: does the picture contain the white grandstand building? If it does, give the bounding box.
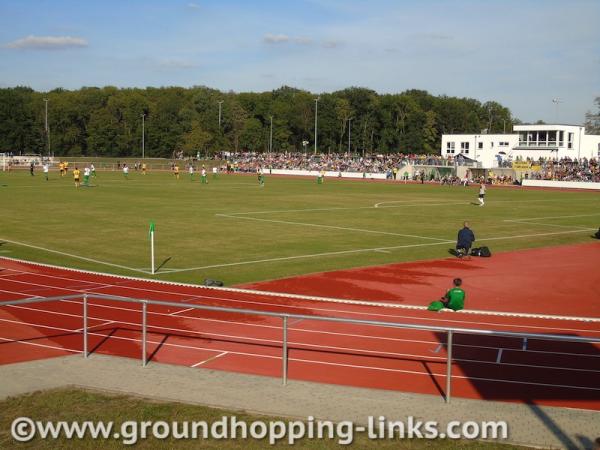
[441,124,600,168]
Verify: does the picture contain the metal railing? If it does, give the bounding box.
[2,293,600,403]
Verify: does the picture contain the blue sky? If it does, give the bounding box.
[1,0,598,124]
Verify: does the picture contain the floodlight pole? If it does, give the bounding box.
[314,97,319,155]
[269,115,273,153]
[44,98,50,156]
[141,114,145,159]
[218,100,224,130]
[348,117,353,153]
[552,98,563,123]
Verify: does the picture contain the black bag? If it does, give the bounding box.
[471,246,491,257]
[204,279,224,287]
[594,228,600,239]
[479,246,491,257]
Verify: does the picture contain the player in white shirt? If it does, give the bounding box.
[188,164,194,181]
[478,183,486,206]
[83,166,91,186]
[123,164,129,179]
[43,163,49,181]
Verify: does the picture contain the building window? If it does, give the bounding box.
[559,130,564,146]
[446,142,455,154]
[478,142,483,149]
[460,142,469,154]
[499,142,509,147]
[568,132,574,149]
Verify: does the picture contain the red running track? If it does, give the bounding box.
[0,253,599,411]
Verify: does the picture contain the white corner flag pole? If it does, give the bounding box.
[149,221,155,275]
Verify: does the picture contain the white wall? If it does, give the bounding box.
[268,168,388,180]
[441,134,518,168]
[522,180,600,190]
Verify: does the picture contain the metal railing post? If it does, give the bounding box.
[83,294,88,358]
[142,301,147,367]
[446,330,453,403]
[282,315,288,385]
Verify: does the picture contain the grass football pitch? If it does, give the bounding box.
[1,170,598,287]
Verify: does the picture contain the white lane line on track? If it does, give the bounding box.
[3,255,599,326]
[3,271,600,336]
[191,352,229,367]
[4,306,600,373]
[496,348,504,364]
[0,336,81,354]
[74,320,116,332]
[169,307,195,316]
[432,343,443,353]
[56,299,600,357]
[1,320,600,389]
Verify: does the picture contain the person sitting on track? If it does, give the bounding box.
[456,221,475,258]
[441,278,465,311]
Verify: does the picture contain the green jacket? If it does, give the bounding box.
[446,287,465,311]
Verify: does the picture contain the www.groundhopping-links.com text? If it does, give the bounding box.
[11,415,509,445]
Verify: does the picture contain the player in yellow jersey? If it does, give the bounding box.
[142,162,147,175]
[59,162,65,177]
[73,167,81,188]
[174,164,180,180]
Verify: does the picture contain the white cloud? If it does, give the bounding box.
[264,34,315,46]
[264,33,290,44]
[4,35,88,50]
[294,37,313,45]
[158,59,199,69]
[187,3,200,9]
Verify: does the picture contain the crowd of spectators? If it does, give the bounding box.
[217,152,458,174]
[524,157,599,182]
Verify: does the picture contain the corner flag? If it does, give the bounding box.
[149,221,155,274]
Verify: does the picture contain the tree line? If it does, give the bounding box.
[0,85,515,158]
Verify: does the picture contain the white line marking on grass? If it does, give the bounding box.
[375,199,461,208]
[216,214,450,242]
[504,219,596,231]
[226,199,560,216]
[0,238,150,275]
[496,348,504,364]
[164,240,455,273]
[191,351,229,367]
[506,213,600,221]
[164,228,592,274]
